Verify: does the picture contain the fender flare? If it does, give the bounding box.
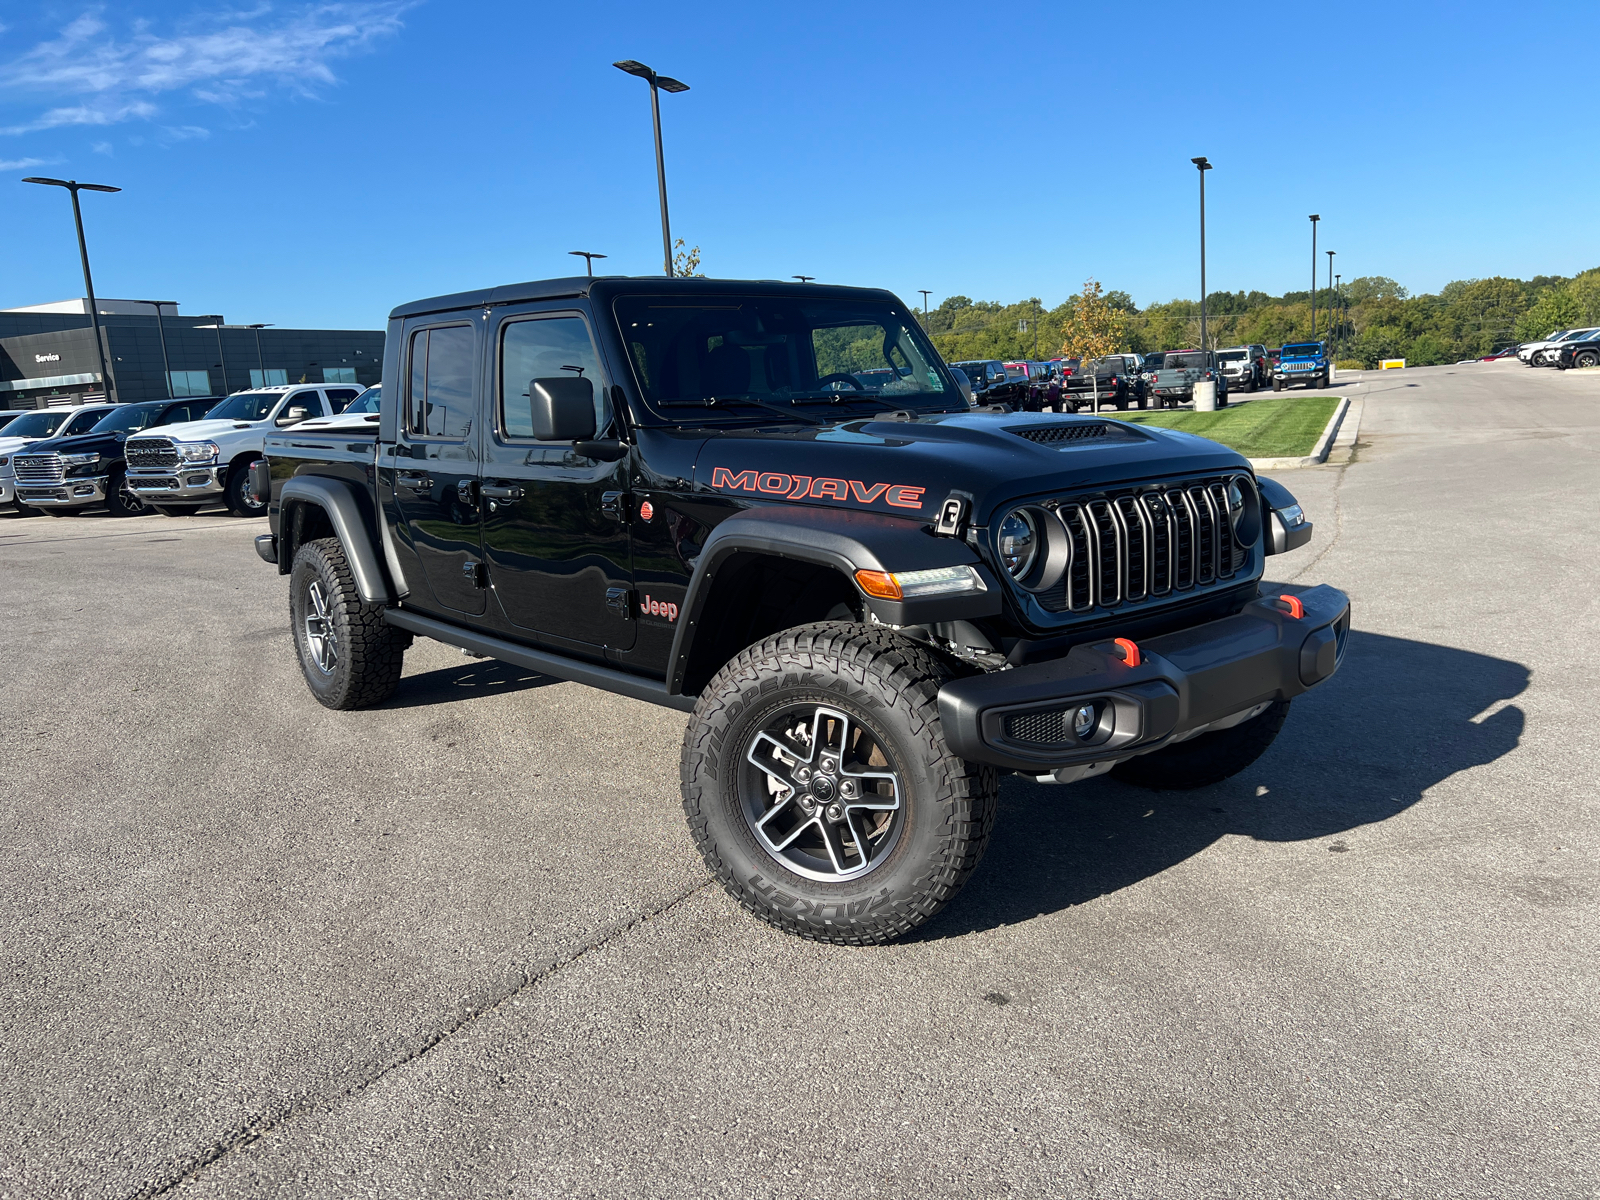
[279,475,394,604]
[664,504,1002,696]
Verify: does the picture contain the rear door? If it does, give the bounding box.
[390,318,486,617]
[478,305,634,654]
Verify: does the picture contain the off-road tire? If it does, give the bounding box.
[226,462,268,518]
[681,622,999,945]
[105,469,145,517]
[1112,700,1290,790]
[289,537,407,709]
[1273,377,1285,391]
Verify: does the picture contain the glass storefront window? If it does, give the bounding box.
[250,369,288,388]
[322,367,357,383]
[169,370,212,397]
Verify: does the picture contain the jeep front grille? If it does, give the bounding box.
[1283,362,1315,372]
[14,454,64,485]
[125,437,181,469]
[1029,476,1252,614]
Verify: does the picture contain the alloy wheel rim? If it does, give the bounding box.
[303,579,338,675]
[740,703,904,883]
[119,478,145,513]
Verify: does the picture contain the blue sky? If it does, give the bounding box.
[1,0,1596,330]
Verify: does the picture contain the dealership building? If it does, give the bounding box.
[0,299,385,409]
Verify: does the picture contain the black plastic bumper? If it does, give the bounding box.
[254,534,278,564]
[938,584,1350,772]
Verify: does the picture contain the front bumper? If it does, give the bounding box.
[16,475,109,507]
[938,583,1350,773]
[127,465,226,500]
[0,477,12,504]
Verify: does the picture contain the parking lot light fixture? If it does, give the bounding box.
[569,251,607,277]
[793,275,815,283]
[613,60,689,277]
[1191,157,1212,352]
[1326,250,1336,344]
[1309,215,1320,339]
[23,176,121,400]
[247,324,273,386]
[132,300,177,398]
[918,290,932,325]
[194,318,231,395]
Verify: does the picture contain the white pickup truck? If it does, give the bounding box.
[124,383,363,516]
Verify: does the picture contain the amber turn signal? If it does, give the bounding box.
[853,570,902,600]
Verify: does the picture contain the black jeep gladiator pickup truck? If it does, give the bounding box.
[254,277,1344,944]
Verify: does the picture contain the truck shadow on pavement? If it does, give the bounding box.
[380,658,561,708]
[918,629,1529,940]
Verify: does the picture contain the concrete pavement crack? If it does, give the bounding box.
[1287,452,1354,585]
[124,877,713,1199]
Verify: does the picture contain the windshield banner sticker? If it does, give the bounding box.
[711,467,925,510]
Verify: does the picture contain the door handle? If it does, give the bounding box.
[480,484,523,502]
[457,478,480,505]
[397,474,433,491]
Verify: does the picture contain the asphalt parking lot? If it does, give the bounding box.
[2,360,1596,1199]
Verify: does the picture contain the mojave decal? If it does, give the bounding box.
[710,467,925,511]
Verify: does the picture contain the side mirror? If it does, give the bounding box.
[530,377,596,442]
[276,406,309,427]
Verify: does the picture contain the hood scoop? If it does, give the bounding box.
[1006,421,1145,447]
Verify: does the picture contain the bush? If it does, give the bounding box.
[1335,358,1364,370]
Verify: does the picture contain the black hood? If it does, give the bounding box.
[15,429,131,459]
[689,411,1249,526]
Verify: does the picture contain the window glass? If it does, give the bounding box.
[67,408,110,435]
[500,316,607,439]
[91,405,163,434]
[325,388,360,412]
[2,410,73,438]
[407,325,475,438]
[322,367,358,383]
[287,391,322,415]
[249,369,288,388]
[168,370,212,397]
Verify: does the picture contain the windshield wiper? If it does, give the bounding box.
[657,396,824,426]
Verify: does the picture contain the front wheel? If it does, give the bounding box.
[681,623,998,944]
[225,462,268,518]
[289,538,408,709]
[105,469,146,517]
[1112,700,1290,790]
[1576,350,1600,369]
[1273,377,1285,391]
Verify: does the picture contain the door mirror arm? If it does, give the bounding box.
[574,439,627,462]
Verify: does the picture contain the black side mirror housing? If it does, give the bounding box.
[530,377,596,442]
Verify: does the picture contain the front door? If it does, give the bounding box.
[391,319,485,616]
[479,308,634,654]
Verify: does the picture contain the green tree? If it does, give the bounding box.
[1516,288,1580,341]
[1058,279,1127,362]
[672,239,704,278]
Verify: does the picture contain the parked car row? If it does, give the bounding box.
[1505,327,1600,368]
[0,384,377,518]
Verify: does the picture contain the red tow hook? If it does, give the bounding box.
[1275,594,1305,619]
[1112,637,1141,667]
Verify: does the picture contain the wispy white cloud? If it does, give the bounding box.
[0,156,51,170]
[0,5,411,135]
[91,140,113,154]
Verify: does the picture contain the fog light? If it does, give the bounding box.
[1073,704,1097,739]
[74,485,94,496]
[186,475,208,486]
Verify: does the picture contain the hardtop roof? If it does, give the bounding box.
[388,276,902,321]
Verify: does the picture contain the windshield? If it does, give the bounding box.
[1,409,74,439]
[91,404,165,434]
[1142,353,1165,370]
[1281,343,1322,358]
[334,386,381,414]
[614,293,961,421]
[1558,328,1598,342]
[1216,350,1248,362]
[1166,352,1207,370]
[204,391,282,422]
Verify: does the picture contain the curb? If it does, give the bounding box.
[1248,396,1350,471]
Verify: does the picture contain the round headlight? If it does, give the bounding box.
[1227,479,1245,531]
[997,508,1038,578]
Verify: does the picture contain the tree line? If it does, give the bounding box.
[919,267,1600,368]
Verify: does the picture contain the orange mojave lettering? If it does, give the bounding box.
[710,466,925,510]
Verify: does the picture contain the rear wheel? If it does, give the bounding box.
[1575,350,1600,368]
[1112,701,1290,790]
[10,499,40,518]
[682,623,998,944]
[225,462,267,517]
[105,469,145,517]
[289,538,408,709]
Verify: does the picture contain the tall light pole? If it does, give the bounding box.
[1333,273,1341,355]
[569,250,607,277]
[132,299,176,398]
[1308,214,1320,339]
[918,289,932,327]
[614,60,690,277]
[247,323,273,386]
[23,176,121,401]
[1191,157,1212,352]
[1325,250,1336,347]
[195,318,230,395]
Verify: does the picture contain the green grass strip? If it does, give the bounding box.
[1108,395,1340,459]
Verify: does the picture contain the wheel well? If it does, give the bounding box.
[680,552,862,696]
[226,451,258,476]
[278,499,336,574]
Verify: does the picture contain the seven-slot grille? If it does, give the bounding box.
[1283,361,1315,372]
[14,453,65,485]
[125,437,180,469]
[1032,476,1251,614]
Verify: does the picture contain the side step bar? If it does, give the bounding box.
[383,607,697,713]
